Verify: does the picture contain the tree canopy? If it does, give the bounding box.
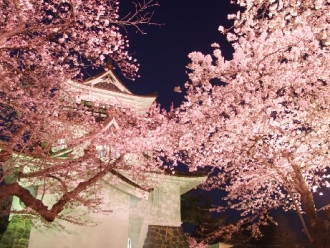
[0,0,170,224]
[170,0,330,247]
[2,1,330,248]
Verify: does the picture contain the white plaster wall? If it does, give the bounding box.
[29,214,129,248]
[28,187,130,248]
[128,182,182,248]
[129,182,182,227]
[27,174,206,248]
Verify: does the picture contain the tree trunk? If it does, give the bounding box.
[0,155,124,222]
[309,219,329,248]
[291,163,329,248]
[0,150,12,162]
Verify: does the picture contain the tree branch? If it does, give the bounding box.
[0,154,124,222]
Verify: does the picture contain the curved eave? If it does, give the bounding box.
[65,80,157,113]
[83,70,133,94]
[118,170,207,195]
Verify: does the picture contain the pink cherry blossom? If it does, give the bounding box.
[171,0,330,246]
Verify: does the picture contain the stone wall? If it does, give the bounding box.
[0,196,11,241]
[143,225,189,248]
[0,216,32,248]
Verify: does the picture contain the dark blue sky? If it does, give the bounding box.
[117,0,241,222]
[115,1,315,240]
[117,0,238,109]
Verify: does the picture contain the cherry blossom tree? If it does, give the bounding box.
[171,0,330,247]
[0,104,175,222]
[0,0,158,159]
[0,0,167,223]
[186,235,208,248]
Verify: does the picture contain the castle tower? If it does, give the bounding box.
[5,70,207,248]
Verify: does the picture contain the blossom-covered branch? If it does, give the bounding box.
[171,0,330,247]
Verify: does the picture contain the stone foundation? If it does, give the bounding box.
[0,215,32,248]
[0,196,11,241]
[143,225,189,248]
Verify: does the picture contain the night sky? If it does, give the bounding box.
[117,0,238,109]
[116,1,306,236]
[116,0,241,222]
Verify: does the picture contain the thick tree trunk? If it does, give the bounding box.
[0,150,12,163]
[0,183,55,221]
[300,187,328,248]
[309,219,329,248]
[0,155,124,222]
[291,163,329,248]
